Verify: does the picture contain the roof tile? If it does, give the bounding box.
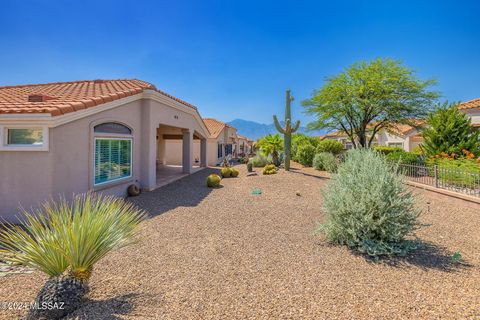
[459,98,480,110]
[0,79,197,116]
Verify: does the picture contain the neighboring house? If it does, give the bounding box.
[0,79,210,222]
[459,98,480,128]
[201,118,238,165]
[165,117,238,166]
[246,139,255,154]
[236,134,248,157]
[321,121,424,152]
[321,100,480,151]
[164,117,256,166]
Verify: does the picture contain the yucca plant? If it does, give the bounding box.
[0,193,145,319]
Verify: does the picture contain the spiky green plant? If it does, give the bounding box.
[257,134,283,166]
[0,193,145,319]
[273,90,301,171]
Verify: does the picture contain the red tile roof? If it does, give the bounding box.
[203,118,228,138]
[0,79,197,116]
[459,98,480,110]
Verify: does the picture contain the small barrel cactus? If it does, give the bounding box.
[247,162,253,172]
[230,168,240,177]
[263,164,277,175]
[206,174,221,188]
[221,167,232,178]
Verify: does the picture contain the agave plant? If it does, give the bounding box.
[0,193,145,319]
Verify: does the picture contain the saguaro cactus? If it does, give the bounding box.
[273,90,300,171]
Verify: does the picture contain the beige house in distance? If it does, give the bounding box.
[165,118,250,166]
[459,98,480,128]
[236,134,248,157]
[321,122,424,152]
[0,79,210,222]
[322,99,480,151]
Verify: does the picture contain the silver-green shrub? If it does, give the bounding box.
[313,152,338,173]
[317,149,420,257]
[249,153,270,167]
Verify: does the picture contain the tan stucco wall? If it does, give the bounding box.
[164,140,201,165]
[0,95,208,222]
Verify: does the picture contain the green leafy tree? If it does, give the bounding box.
[422,102,480,156]
[303,58,439,148]
[257,134,283,166]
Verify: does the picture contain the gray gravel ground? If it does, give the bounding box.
[0,163,479,319]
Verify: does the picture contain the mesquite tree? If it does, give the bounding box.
[303,58,439,148]
[273,90,300,170]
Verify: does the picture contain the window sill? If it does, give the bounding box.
[0,145,49,151]
[93,177,135,192]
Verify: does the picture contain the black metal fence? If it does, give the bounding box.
[396,163,480,197]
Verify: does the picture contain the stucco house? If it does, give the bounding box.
[321,121,424,152]
[165,118,243,166]
[321,99,480,151]
[0,79,210,222]
[236,134,249,157]
[459,98,480,128]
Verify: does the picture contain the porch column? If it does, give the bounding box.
[140,100,157,190]
[200,138,207,167]
[157,133,166,165]
[182,129,193,174]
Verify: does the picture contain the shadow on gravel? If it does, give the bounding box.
[364,241,472,272]
[128,167,222,218]
[66,293,137,320]
[288,167,330,180]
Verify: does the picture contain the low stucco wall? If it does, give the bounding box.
[164,140,201,166]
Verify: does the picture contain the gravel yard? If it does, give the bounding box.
[0,163,479,319]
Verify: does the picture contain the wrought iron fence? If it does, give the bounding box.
[395,163,480,197]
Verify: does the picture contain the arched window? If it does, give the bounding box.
[93,122,132,186]
[94,122,131,135]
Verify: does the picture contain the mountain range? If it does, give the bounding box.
[227,119,327,140]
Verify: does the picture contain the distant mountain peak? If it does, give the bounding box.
[226,119,326,140]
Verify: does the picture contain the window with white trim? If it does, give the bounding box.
[387,142,403,148]
[0,126,49,151]
[7,128,44,145]
[93,123,132,186]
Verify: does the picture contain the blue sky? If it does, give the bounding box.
[0,0,479,125]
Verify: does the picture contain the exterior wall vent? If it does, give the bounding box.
[28,94,56,102]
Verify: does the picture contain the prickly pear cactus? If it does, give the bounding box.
[273,90,300,171]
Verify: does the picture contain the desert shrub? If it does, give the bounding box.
[247,162,253,172]
[316,140,344,155]
[313,152,338,173]
[207,174,222,187]
[385,151,420,165]
[317,149,420,257]
[263,164,276,175]
[221,167,232,178]
[0,193,145,319]
[373,146,404,155]
[230,168,240,177]
[249,153,270,167]
[297,144,316,166]
[291,134,320,161]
